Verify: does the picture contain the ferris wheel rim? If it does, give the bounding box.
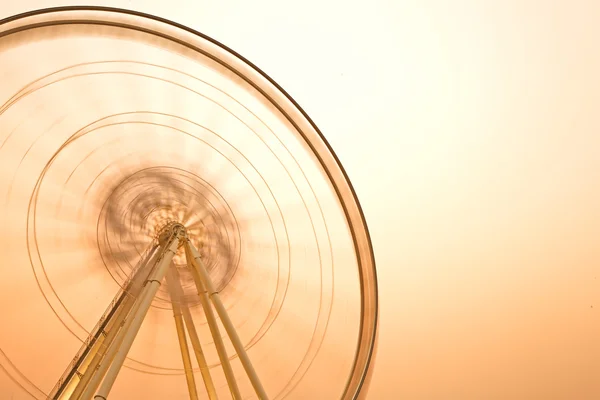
[0,6,379,399]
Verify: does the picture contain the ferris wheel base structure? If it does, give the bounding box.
[49,222,268,400]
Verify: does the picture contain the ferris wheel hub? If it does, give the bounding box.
[157,221,187,244]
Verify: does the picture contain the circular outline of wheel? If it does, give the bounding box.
[0,7,379,399]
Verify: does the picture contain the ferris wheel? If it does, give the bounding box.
[0,7,378,399]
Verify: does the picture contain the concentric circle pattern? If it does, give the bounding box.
[0,7,377,400]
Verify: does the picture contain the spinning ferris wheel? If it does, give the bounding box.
[0,7,377,399]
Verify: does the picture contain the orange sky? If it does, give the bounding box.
[1,1,600,399]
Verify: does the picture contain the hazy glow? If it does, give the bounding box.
[2,1,600,399]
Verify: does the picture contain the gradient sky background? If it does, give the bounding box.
[2,1,600,399]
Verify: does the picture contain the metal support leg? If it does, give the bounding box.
[184,244,242,400]
[166,267,199,400]
[171,267,218,400]
[93,233,182,399]
[77,247,161,400]
[185,240,268,400]
[55,221,268,399]
[69,245,159,400]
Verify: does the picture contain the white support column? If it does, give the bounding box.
[166,266,199,400]
[185,240,268,400]
[184,243,242,400]
[92,232,182,400]
[71,245,159,400]
[61,221,269,400]
[171,267,219,400]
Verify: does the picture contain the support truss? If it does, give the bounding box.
[50,223,267,400]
